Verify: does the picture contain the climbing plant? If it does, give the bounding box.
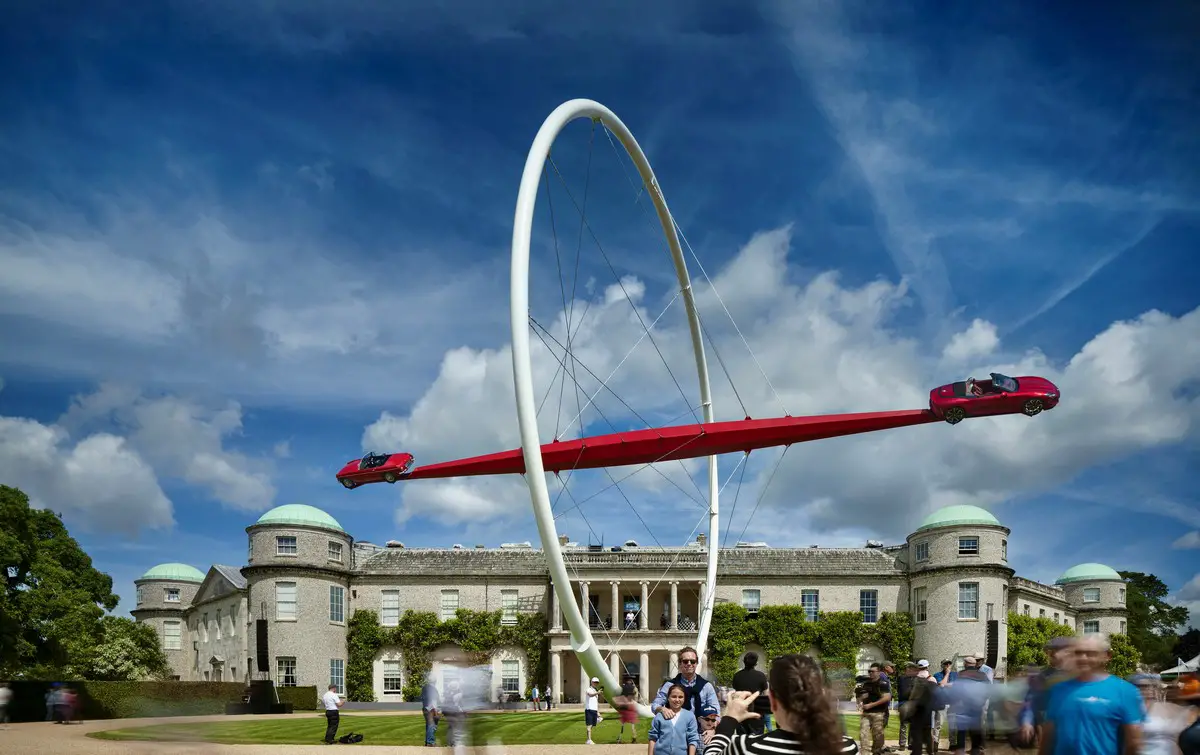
[345,609,549,702]
[706,605,915,689]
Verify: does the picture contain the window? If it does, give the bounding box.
[330,659,345,694]
[742,589,761,614]
[137,586,145,606]
[216,609,223,639]
[800,590,820,622]
[381,590,400,626]
[1039,608,1046,618]
[914,541,929,562]
[501,659,520,694]
[1002,539,1008,560]
[1053,612,1060,622]
[1119,588,1126,604]
[958,537,979,555]
[860,590,878,624]
[276,582,297,620]
[1083,588,1100,603]
[383,660,403,694]
[1083,620,1100,635]
[202,612,209,641]
[248,533,253,562]
[163,620,182,650]
[328,541,343,562]
[958,582,980,620]
[1120,620,1127,634]
[165,587,180,603]
[330,585,345,623]
[276,536,297,555]
[987,603,995,621]
[501,589,519,625]
[277,657,297,687]
[913,587,927,623]
[440,590,460,621]
[1023,604,1030,616]
[230,605,237,635]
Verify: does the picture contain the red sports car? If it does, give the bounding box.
[929,372,1060,425]
[336,452,415,488]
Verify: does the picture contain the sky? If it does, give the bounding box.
[1,0,1198,632]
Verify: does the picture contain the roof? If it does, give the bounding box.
[915,504,1002,532]
[1055,563,1123,584]
[212,564,248,590]
[253,504,344,532]
[140,563,206,583]
[358,548,549,577]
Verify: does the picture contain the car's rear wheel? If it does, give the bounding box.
[384,471,398,483]
[1023,398,1044,417]
[341,479,356,489]
[944,407,966,425]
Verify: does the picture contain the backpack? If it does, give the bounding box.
[337,732,365,744]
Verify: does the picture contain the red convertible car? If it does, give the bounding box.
[336,452,415,488]
[929,372,1060,425]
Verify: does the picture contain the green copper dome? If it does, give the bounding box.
[915,504,1001,532]
[254,504,344,533]
[140,563,206,583]
[1056,563,1123,584]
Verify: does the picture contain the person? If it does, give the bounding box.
[896,662,918,751]
[648,684,701,755]
[1130,674,1193,755]
[421,676,441,747]
[1173,675,1200,755]
[858,663,892,755]
[704,653,859,755]
[652,647,721,719]
[698,704,721,747]
[616,674,640,744]
[732,652,770,735]
[0,682,11,729]
[1039,635,1143,755]
[933,659,958,751]
[946,665,990,755]
[321,684,344,745]
[903,661,939,755]
[531,683,541,711]
[585,676,603,745]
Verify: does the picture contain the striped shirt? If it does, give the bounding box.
[704,716,859,755]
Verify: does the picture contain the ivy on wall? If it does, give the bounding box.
[708,604,914,688]
[346,609,549,702]
[1007,612,1141,676]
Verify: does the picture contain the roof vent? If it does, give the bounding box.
[735,541,769,548]
[623,539,639,547]
[866,540,884,548]
[587,544,603,552]
[452,544,463,549]
[500,541,533,549]
[475,544,485,549]
[385,540,404,549]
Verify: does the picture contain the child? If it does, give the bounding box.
[648,684,700,755]
[697,704,720,746]
[616,675,640,744]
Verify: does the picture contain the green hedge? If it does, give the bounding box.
[1,681,318,721]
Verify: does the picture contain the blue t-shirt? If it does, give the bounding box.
[1045,675,1144,755]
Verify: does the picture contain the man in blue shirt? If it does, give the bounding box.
[1039,636,1144,755]
[932,660,959,752]
[651,646,721,719]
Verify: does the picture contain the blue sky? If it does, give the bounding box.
[1,1,1198,627]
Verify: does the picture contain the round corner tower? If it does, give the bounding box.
[131,562,205,680]
[906,504,1013,675]
[1055,563,1127,638]
[243,503,353,692]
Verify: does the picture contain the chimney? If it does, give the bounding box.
[558,534,570,546]
[696,533,707,546]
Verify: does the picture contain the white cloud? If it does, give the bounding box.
[56,384,276,513]
[1174,531,1200,549]
[1174,574,1200,629]
[364,226,1200,547]
[0,416,173,534]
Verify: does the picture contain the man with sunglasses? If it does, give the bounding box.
[651,646,721,722]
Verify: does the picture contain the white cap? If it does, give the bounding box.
[591,677,599,682]
[917,659,929,668]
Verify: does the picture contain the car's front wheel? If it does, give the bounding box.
[944,407,966,425]
[341,479,356,489]
[384,471,398,483]
[1023,398,1044,417]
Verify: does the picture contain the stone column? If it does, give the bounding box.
[639,651,650,703]
[551,650,563,702]
[611,581,620,630]
[698,580,706,618]
[670,582,679,630]
[610,651,621,681]
[669,651,679,678]
[640,581,649,630]
[580,581,590,626]
[551,585,562,630]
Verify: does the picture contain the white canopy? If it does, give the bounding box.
[1161,654,1200,676]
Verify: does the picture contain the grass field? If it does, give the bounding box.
[89,710,903,746]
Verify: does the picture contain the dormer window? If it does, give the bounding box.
[1083,588,1100,603]
[164,588,180,603]
[276,536,298,556]
[958,537,979,556]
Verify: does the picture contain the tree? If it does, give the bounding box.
[82,616,170,681]
[1007,613,1076,668]
[0,485,119,678]
[1173,628,1200,665]
[1107,633,1141,677]
[1119,571,1190,669]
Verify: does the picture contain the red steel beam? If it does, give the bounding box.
[404,409,938,480]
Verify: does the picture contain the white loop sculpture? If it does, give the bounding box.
[509,99,719,716]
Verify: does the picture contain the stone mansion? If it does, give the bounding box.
[131,503,1127,704]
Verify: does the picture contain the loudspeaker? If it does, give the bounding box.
[985,619,999,669]
[256,620,269,672]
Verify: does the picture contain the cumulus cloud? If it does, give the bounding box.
[364,226,1200,546]
[1174,531,1200,549]
[1174,574,1200,629]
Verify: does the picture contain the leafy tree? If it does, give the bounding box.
[83,616,170,681]
[1007,613,1076,668]
[1107,633,1141,677]
[1119,571,1190,669]
[0,485,119,678]
[1172,628,1200,664]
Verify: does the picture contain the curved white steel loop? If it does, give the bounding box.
[510,99,719,716]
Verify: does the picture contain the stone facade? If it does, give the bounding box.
[134,505,1126,704]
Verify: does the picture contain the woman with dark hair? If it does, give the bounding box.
[704,654,858,755]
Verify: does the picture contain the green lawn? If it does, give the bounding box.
[89,711,902,746]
